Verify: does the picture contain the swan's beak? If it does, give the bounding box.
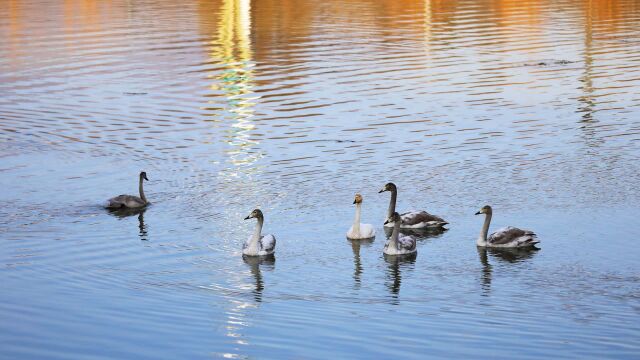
[475,211,481,215]
[353,199,357,204]
[144,174,149,181]
[384,218,390,225]
[244,215,252,220]
[378,188,386,193]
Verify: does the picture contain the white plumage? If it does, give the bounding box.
[243,209,276,256]
[243,234,276,256]
[346,193,376,240]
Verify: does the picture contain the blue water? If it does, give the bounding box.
[1,0,640,358]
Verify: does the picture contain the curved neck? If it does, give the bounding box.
[253,217,264,242]
[387,189,397,219]
[479,213,492,242]
[138,176,147,203]
[353,204,361,233]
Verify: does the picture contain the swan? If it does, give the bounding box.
[243,209,276,256]
[346,193,376,240]
[383,212,417,255]
[475,205,539,248]
[105,171,149,209]
[379,182,448,229]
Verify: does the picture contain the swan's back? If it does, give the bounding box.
[400,210,448,228]
[384,234,417,255]
[398,234,417,252]
[106,195,146,209]
[488,226,538,248]
[244,234,276,255]
[347,224,376,239]
[260,234,276,254]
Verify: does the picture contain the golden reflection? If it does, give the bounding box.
[577,0,601,148]
[206,0,261,170]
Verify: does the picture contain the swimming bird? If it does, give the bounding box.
[383,212,417,255]
[379,182,448,229]
[475,205,539,248]
[346,193,376,240]
[243,209,276,256]
[105,171,149,209]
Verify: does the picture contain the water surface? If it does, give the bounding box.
[1,0,640,358]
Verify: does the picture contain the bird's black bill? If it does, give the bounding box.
[475,211,481,215]
[378,189,385,193]
[353,199,356,204]
[244,216,251,220]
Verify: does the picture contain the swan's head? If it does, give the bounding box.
[384,212,401,225]
[244,209,264,220]
[353,193,363,205]
[140,171,149,181]
[378,182,397,193]
[475,205,492,215]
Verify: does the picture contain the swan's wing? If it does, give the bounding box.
[106,194,131,208]
[398,235,417,252]
[260,234,276,253]
[360,224,376,237]
[488,227,538,246]
[400,210,448,226]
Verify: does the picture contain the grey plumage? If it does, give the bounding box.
[105,171,149,209]
[399,210,448,227]
[476,205,539,248]
[488,227,538,247]
[106,194,146,209]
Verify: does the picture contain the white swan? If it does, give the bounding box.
[243,209,276,256]
[379,182,448,229]
[106,171,149,209]
[475,205,539,248]
[383,212,417,255]
[346,193,376,240]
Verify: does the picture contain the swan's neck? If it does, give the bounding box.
[252,217,264,244]
[478,213,492,245]
[138,176,147,203]
[352,204,362,234]
[387,189,397,220]
[390,222,400,250]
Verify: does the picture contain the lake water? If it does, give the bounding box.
[1,0,640,358]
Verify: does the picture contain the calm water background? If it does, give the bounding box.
[1,0,640,358]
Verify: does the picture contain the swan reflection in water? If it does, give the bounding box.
[477,246,540,295]
[107,207,148,241]
[349,238,375,289]
[383,252,417,304]
[242,254,275,303]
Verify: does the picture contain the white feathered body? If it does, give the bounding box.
[243,234,276,256]
[347,202,376,240]
[384,233,417,255]
[347,223,375,240]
